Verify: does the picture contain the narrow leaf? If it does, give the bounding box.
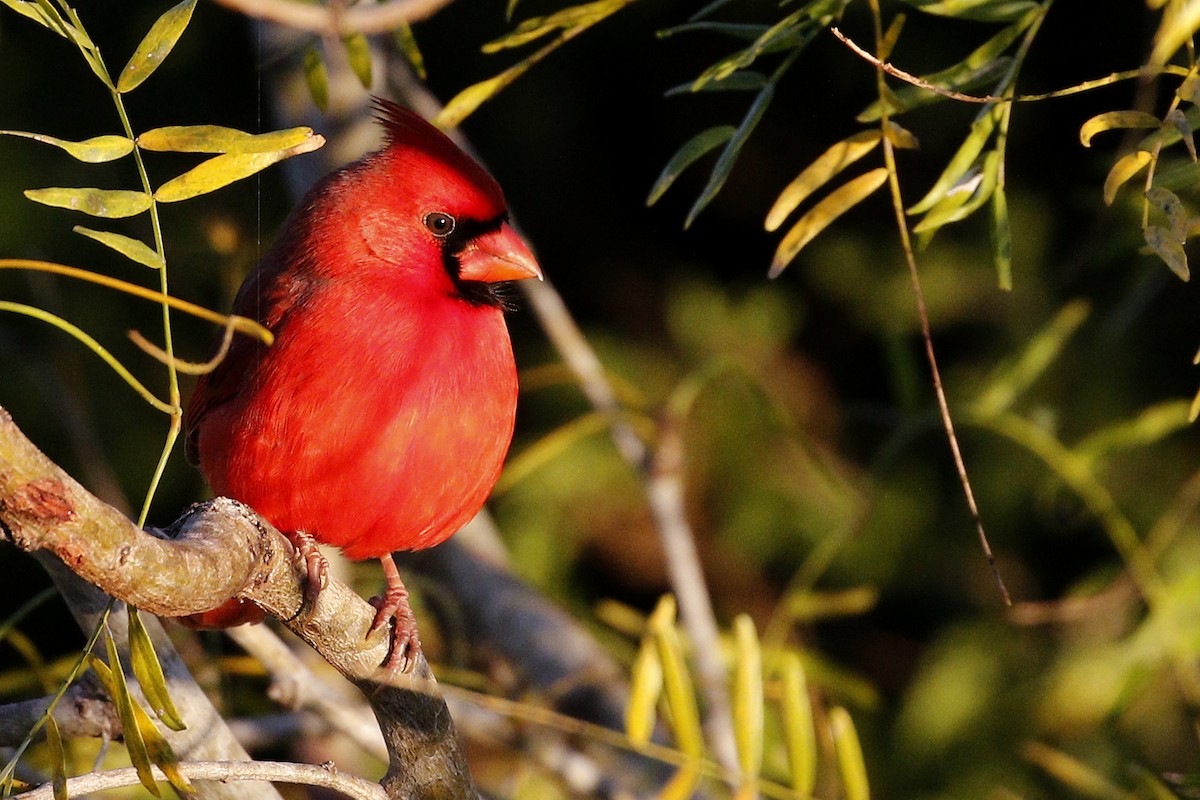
[25,187,152,218]
[991,181,1012,289]
[484,0,626,52]
[878,13,905,61]
[1102,150,1152,206]
[1166,108,1197,160]
[73,226,162,268]
[342,32,373,89]
[392,22,427,80]
[901,0,1037,22]
[883,120,920,150]
[1145,224,1190,280]
[781,654,817,796]
[647,125,736,207]
[908,104,1000,214]
[0,0,58,31]
[830,706,870,800]
[913,149,1000,235]
[1079,110,1161,147]
[658,766,702,800]
[0,130,133,162]
[44,716,67,800]
[437,59,535,129]
[686,82,776,228]
[665,70,766,96]
[154,137,324,203]
[303,44,329,112]
[770,168,889,277]
[765,130,881,231]
[138,124,317,154]
[494,412,608,493]
[731,615,763,784]
[650,596,703,757]
[117,0,197,93]
[128,607,186,730]
[99,632,161,797]
[626,636,663,745]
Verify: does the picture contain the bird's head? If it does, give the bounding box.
[334,98,542,308]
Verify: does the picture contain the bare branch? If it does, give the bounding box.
[0,676,119,745]
[211,0,455,35]
[11,760,386,800]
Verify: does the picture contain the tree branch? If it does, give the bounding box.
[0,405,477,800]
[210,0,455,35]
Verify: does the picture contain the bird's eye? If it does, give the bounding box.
[423,212,456,238]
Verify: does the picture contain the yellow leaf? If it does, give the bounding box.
[154,137,324,203]
[98,631,161,796]
[765,131,882,231]
[780,653,816,797]
[138,125,317,154]
[649,596,703,758]
[45,716,67,800]
[770,168,889,277]
[1079,110,1161,147]
[626,636,663,745]
[73,226,163,269]
[117,0,197,93]
[1102,150,1152,206]
[437,62,534,129]
[24,187,152,218]
[731,615,763,787]
[128,607,187,731]
[0,130,133,162]
[830,706,870,800]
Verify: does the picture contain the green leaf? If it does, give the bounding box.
[830,706,870,800]
[731,615,763,783]
[1077,401,1191,459]
[991,181,1012,289]
[44,715,67,800]
[649,596,703,758]
[25,187,152,218]
[437,59,535,129]
[686,82,777,228]
[900,0,1037,22]
[780,653,816,797]
[138,124,317,154]
[646,126,736,207]
[765,130,882,231]
[303,44,329,112]
[908,104,1000,214]
[878,13,905,61]
[98,631,160,797]
[484,0,628,52]
[1144,224,1189,280]
[128,608,186,731]
[1079,110,1161,148]
[73,226,164,269]
[1166,108,1197,160]
[1146,185,1188,240]
[342,32,373,89]
[770,168,889,277]
[0,130,133,162]
[117,0,197,93]
[912,149,1000,236]
[665,70,766,96]
[626,635,663,745]
[494,412,608,493]
[692,11,813,90]
[657,21,768,40]
[391,22,427,80]
[154,137,324,203]
[1102,150,1152,206]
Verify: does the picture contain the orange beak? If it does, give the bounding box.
[457,222,543,284]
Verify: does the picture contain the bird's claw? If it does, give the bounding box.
[285,530,329,617]
[368,588,422,676]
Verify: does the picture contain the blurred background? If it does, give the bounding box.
[2,1,1199,797]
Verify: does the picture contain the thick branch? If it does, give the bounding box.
[0,405,476,800]
[0,675,119,745]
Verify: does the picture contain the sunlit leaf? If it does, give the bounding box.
[0,0,60,31]
[303,44,329,112]
[73,226,163,269]
[485,0,630,51]
[1144,224,1189,280]
[913,149,1000,236]
[884,120,920,149]
[908,104,1000,213]
[781,653,816,797]
[647,126,736,207]
[1079,110,1161,147]
[649,596,703,757]
[692,11,813,90]
[1151,2,1200,65]
[765,130,882,231]
[392,22,427,80]
[1178,72,1200,105]
[686,83,776,228]
[770,168,889,277]
[879,13,905,60]
[98,633,160,797]
[128,608,186,731]
[731,615,763,784]
[830,706,870,800]
[25,187,152,218]
[900,0,1037,22]
[342,32,373,89]
[154,137,325,203]
[1102,150,1152,206]
[437,60,535,129]
[138,124,317,154]
[658,766,701,800]
[116,0,197,93]
[626,636,663,745]
[0,130,133,162]
[1077,401,1191,458]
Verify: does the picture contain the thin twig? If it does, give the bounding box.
[211,0,455,35]
[10,760,387,800]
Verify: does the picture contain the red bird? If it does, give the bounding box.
[183,100,542,672]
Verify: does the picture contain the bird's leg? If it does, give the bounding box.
[368,554,422,675]
[284,529,329,613]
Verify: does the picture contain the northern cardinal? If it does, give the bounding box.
[182,99,542,673]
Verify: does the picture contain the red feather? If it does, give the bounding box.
[182,102,541,670]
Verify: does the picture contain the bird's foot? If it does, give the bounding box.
[368,555,422,676]
[285,529,329,615]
